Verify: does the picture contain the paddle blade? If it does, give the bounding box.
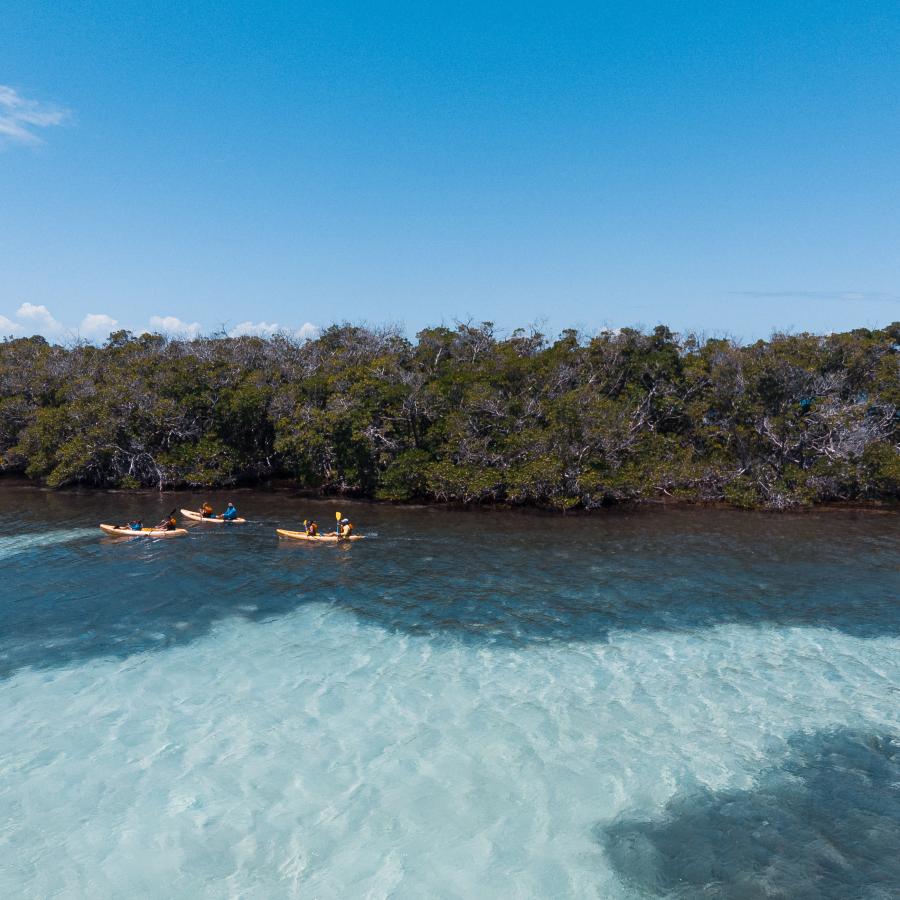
[335,511,342,520]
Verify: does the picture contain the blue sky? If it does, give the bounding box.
[2,1,898,343]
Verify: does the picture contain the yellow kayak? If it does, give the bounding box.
[180,509,247,524]
[276,528,364,542]
[100,524,188,538]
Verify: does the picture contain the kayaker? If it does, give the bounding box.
[304,519,319,536]
[128,520,143,531]
[200,501,215,518]
[221,502,238,521]
[155,514,177,531]
[339,517,354,538]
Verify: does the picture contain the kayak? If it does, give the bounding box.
[276,528,364,542]
[181,509,247,524]
[100,524,188,538]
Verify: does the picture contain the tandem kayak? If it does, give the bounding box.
[180,509,247,524]
[276,529,364,542]
[99,524,188,538]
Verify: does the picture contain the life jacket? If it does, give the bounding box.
[308,523,318,535]
[341,522,353,537]
[201,503,213,517]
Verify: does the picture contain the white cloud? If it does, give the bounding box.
[148,315,202,338]
[80,313,119,339]
[0,314,23,336]
[0,85,70,146]
[229,320,283,338]
[230,320,320,340]
[731,290,899,303]
[16,302,64,335]
[2,307,317,344]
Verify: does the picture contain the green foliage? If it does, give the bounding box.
[0,321,897,509]
[862,443,900,496]
[158,436,241,487]
[376,450,432,501]
[724,476,764,509]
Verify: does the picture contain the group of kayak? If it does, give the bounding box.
[99,503,362,541]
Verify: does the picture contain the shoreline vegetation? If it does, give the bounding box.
[1,322,897,511]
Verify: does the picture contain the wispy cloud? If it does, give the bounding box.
[0,85,70,146]
[149,315,202,339]
[730,290,899,303]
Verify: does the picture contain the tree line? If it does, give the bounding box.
[1,322,897,509]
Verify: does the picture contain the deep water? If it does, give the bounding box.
[1,486,898,897]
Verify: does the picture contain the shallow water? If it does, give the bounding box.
[1,486,898,898]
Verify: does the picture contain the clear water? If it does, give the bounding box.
[1,485,898,898]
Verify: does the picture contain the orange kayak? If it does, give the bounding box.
[99,524,188,538]
[276,529,363,542]
[181,509,247,524]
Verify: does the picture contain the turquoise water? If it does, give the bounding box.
[1,486,898,898]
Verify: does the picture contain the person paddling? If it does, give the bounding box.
[303,519,319,536]
[333,510,354,538]
[155,512,178,531]
[199,501,215,518]
[221,502,238,521]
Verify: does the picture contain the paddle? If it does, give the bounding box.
[335,510,342,536]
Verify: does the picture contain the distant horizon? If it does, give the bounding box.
[3,305,897,350]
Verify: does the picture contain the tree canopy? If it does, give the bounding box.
[1,322,897,509]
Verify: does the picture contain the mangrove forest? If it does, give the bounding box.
[1,322,897,509]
